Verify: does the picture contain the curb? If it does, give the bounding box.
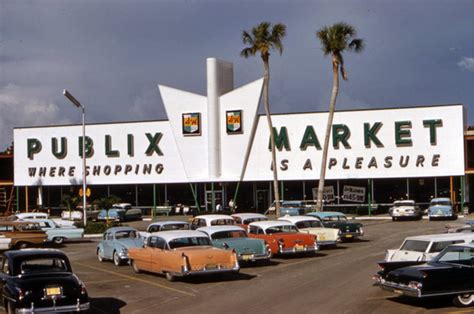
[353,215,465,221]
[84,234,103,238]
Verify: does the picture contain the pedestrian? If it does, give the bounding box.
[216,203,222,212]
[228,199,235,211]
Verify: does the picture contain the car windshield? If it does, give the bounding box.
[394,201,415,207]
[323,215,347,222]
[433,246,474,266]
[211,230,247,240]
[431,200,452,206]
[295,220,323,228]
[266,225,298,234]
[168,237,211,249]
[161,223,189,231]
[210,219,235,226]
[115,230,137,239]
[243,217,268,224]
[400,240,430,252]
[16,223,42,231]
[19,258,69,275]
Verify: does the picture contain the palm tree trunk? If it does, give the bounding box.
[316,56,340,212]
[263,58,281,216]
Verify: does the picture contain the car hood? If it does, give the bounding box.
[429,205,452,211]
[324,221,361,230]
[212,237,265,254]
[392,206,416,211]
[386,262,451,284]
[117,238,144,249]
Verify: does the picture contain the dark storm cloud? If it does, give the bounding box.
[1,0,473,149]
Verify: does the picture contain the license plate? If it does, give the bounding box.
[295,245,304,251]
[206,264,217,270]
[393,289,403,295]
[46,287,61,296]
[319,236,326,241]
[345,234,353,238]
[241,255,251,261]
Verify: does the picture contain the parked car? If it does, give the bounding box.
[22,219,84,245]
[190,215,236,230]
[61,205,100,221]
[278,215,341,248]
[97,203,143,222]
[0,236,11,251]
[279,201,317,216]
[428,197,457,220]
[128,230,240,281]
[197,225,272,262]
[10,212,76,228]
[374,243,474,307]
[97,227,144,266]
[146,221,190,233]
[445,220,474,233]
[0,249,89,313]
[389,200,422,221]
[306,212,364,241]
[0,221,47,249]
[384,233,474,262]
[231,213,268,226]
[247,221,318,255]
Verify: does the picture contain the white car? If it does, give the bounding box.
[278,215,341,247]
[385,233,474,262]
[231,213,268,226]
[190,214,236,230]
[0,235,12,250]
[22,218,84,244]
[13,212,76,228]
[389,200,422,221]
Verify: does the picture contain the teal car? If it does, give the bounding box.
[197,225,272,263]
[428,197,457,220]
[97,227,144,266]
[23,218,84,245]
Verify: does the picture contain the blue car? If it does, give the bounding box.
[97,203,143,222]
[428,198,457,221]
[97,227,144,266]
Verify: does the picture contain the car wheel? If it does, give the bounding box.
[113,251,123,266]
[453,293,474,307]
[7,301,15,314]
[165,272,176,282]
[16,242,28,249]
[97,248,104,262]
[131,260,141,273]
[392,217,396,222]
[53,237,64,245]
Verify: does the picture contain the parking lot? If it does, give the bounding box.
[40,216,470,314]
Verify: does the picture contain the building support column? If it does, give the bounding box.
[337,180,340,204]
[303,181,306,200]
[434,177,438,198]
[135,185,138,207]
[152,184,156,219]
[406,178,410,199]
[25,186,28,212]
[368,179,372,216]
[461,176,465,213]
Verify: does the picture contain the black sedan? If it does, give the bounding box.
[0,249,89,313]
[374,243,474,307]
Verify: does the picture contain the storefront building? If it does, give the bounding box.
[11,59,468,214]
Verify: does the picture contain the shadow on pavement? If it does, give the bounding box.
[387,295,453,309]
[89,297,127,314]
[180,272,256,284]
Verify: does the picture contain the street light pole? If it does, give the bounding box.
[63,89,87,226]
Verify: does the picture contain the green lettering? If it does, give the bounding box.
[364,122,383,148]
[269,127,290,151]
[395,121,412,146]
[52,137,67,159]
[332,124,351,149]
[300,126,321,150]
[145,133,163,156]
[27,138,42,160]
[105,135,120,157]
[423,119,442,145]
[78,136,94,158]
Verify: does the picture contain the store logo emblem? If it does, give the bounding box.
[182,113,201,136]
[226,110,243,134]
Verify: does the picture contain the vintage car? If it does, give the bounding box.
[247,221,318,255]
[231,213,268,226]
[190,214,236,230]
[0,236,12,251]
[384,233,474,262]
[306,211,364,241]
[61,205,100,222]
[389,200,422,221]
[374,243,474,307]
[0,249,89,313]
[97,203,143,222]
[97,227,144,266]
[197,225,272,262]
[446,220,474,233]
[278,215,340,247]
[128,230,240,281]
[11,212,76,228]
[428,197,457,220]
[22,219,84,245]
[0,221,48,249]
[139,221,191,240]
[279,200,317,216]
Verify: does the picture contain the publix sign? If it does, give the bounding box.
[14,104,465,186]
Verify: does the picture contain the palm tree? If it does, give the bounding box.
[241,22,286,217]
[315,22,364,212]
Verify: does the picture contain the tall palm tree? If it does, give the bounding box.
[315,22,364,212]
[241,22,286,217]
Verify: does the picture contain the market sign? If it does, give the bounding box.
[342,185,366,203]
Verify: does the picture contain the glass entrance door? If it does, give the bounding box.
[205,190,224,212]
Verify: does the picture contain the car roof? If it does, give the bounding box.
[449,242,474,248]
[148,221,189,226]
[4,248,67,259]
[194,214,234,221]
[231,213,267,219]
[307,212,345,218]
[149,230,209,242]
[393,200,415,204]
[106,226,138,233]
[248,220,295,229]
[0,221,41,226]
[16,212,48,217]
[197,225,245,235]
[278,215,319,223]
[431,198,451,202]
[404,233,474,241]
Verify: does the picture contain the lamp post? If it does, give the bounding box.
[63,89,87,226]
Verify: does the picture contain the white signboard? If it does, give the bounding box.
[312,186,335,202]
[14,104,465,186]
[342,185,366,203]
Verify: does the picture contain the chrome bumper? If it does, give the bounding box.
[175,264,240,277]
[238,252,271,262]
[341,232,362,238]
[373,275,420,297]
[17,299,89,313]
[318,240,338,247]
[278,244,318,254]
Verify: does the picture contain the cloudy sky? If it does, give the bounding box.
[1,0,473,150]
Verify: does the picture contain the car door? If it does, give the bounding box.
[102,232,113,259]
[135,237,155,272]
[151,237,165,273]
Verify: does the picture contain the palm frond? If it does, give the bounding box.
[349,38,364,52]
[242,30,254,45]
[240,47,256,58]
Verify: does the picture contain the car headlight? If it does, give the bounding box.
[121,247,128,254]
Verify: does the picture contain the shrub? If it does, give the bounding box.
[74,221,124,234]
